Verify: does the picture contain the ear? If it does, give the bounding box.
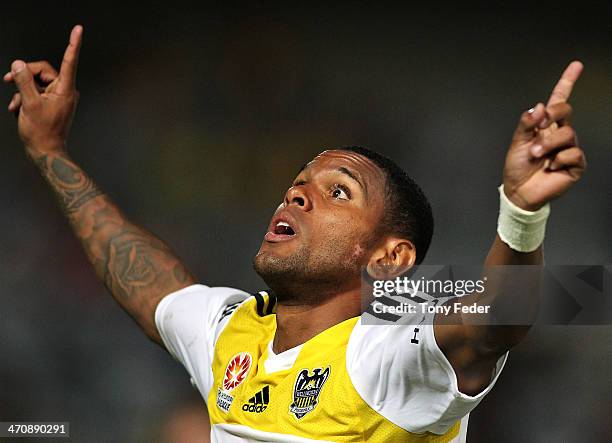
[365,237,416,280]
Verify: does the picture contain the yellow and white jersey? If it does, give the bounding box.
[155,285,507,442]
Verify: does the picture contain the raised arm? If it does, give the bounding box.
[486,61,585,265]
[5,26,196,344]
[435,62,586,394]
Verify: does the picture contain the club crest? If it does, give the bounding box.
[289,367,330,419]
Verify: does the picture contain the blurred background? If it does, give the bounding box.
[1,2,611,442]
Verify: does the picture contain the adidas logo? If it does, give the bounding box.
[242,385,270,413]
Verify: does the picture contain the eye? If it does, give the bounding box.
[331,184,351,200]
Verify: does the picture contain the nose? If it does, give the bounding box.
[284,185,313,211]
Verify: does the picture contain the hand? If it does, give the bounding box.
[502,61,586,211]
[4,25,83,155]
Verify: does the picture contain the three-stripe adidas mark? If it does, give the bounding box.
[242,385,270,413]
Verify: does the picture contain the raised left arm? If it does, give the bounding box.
[436,62,587,395]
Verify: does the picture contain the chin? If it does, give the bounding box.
[253,247,308,289]
[253,250,293,277]
[254,232,309,274]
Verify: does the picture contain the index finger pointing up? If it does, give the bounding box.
[57,25,83,94]
[547,61,583,106]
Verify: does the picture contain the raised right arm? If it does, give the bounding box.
[35,152,196,342]
[5,26,196,344]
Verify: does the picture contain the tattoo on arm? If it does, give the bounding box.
[33,152,196,339]
[35,154,104,215]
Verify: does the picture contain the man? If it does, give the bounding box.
[5,25,585,442]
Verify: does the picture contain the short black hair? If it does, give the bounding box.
[338,146,434,264]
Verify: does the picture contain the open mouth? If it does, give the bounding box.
[274,221,295,236]
[264,217,298,242]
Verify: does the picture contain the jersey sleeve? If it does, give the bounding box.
[346,307,507,435]
[154,284,250,400]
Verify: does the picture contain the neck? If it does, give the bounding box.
[272,288,361,353]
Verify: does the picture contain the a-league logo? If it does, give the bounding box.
[222,352,252,391]
[216,352,252,413]
[289,367,330,419]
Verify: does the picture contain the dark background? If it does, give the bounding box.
[1,3,611,442]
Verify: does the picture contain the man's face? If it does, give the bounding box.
[253,150,387,301]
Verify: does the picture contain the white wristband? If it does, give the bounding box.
[497,185,550,252]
